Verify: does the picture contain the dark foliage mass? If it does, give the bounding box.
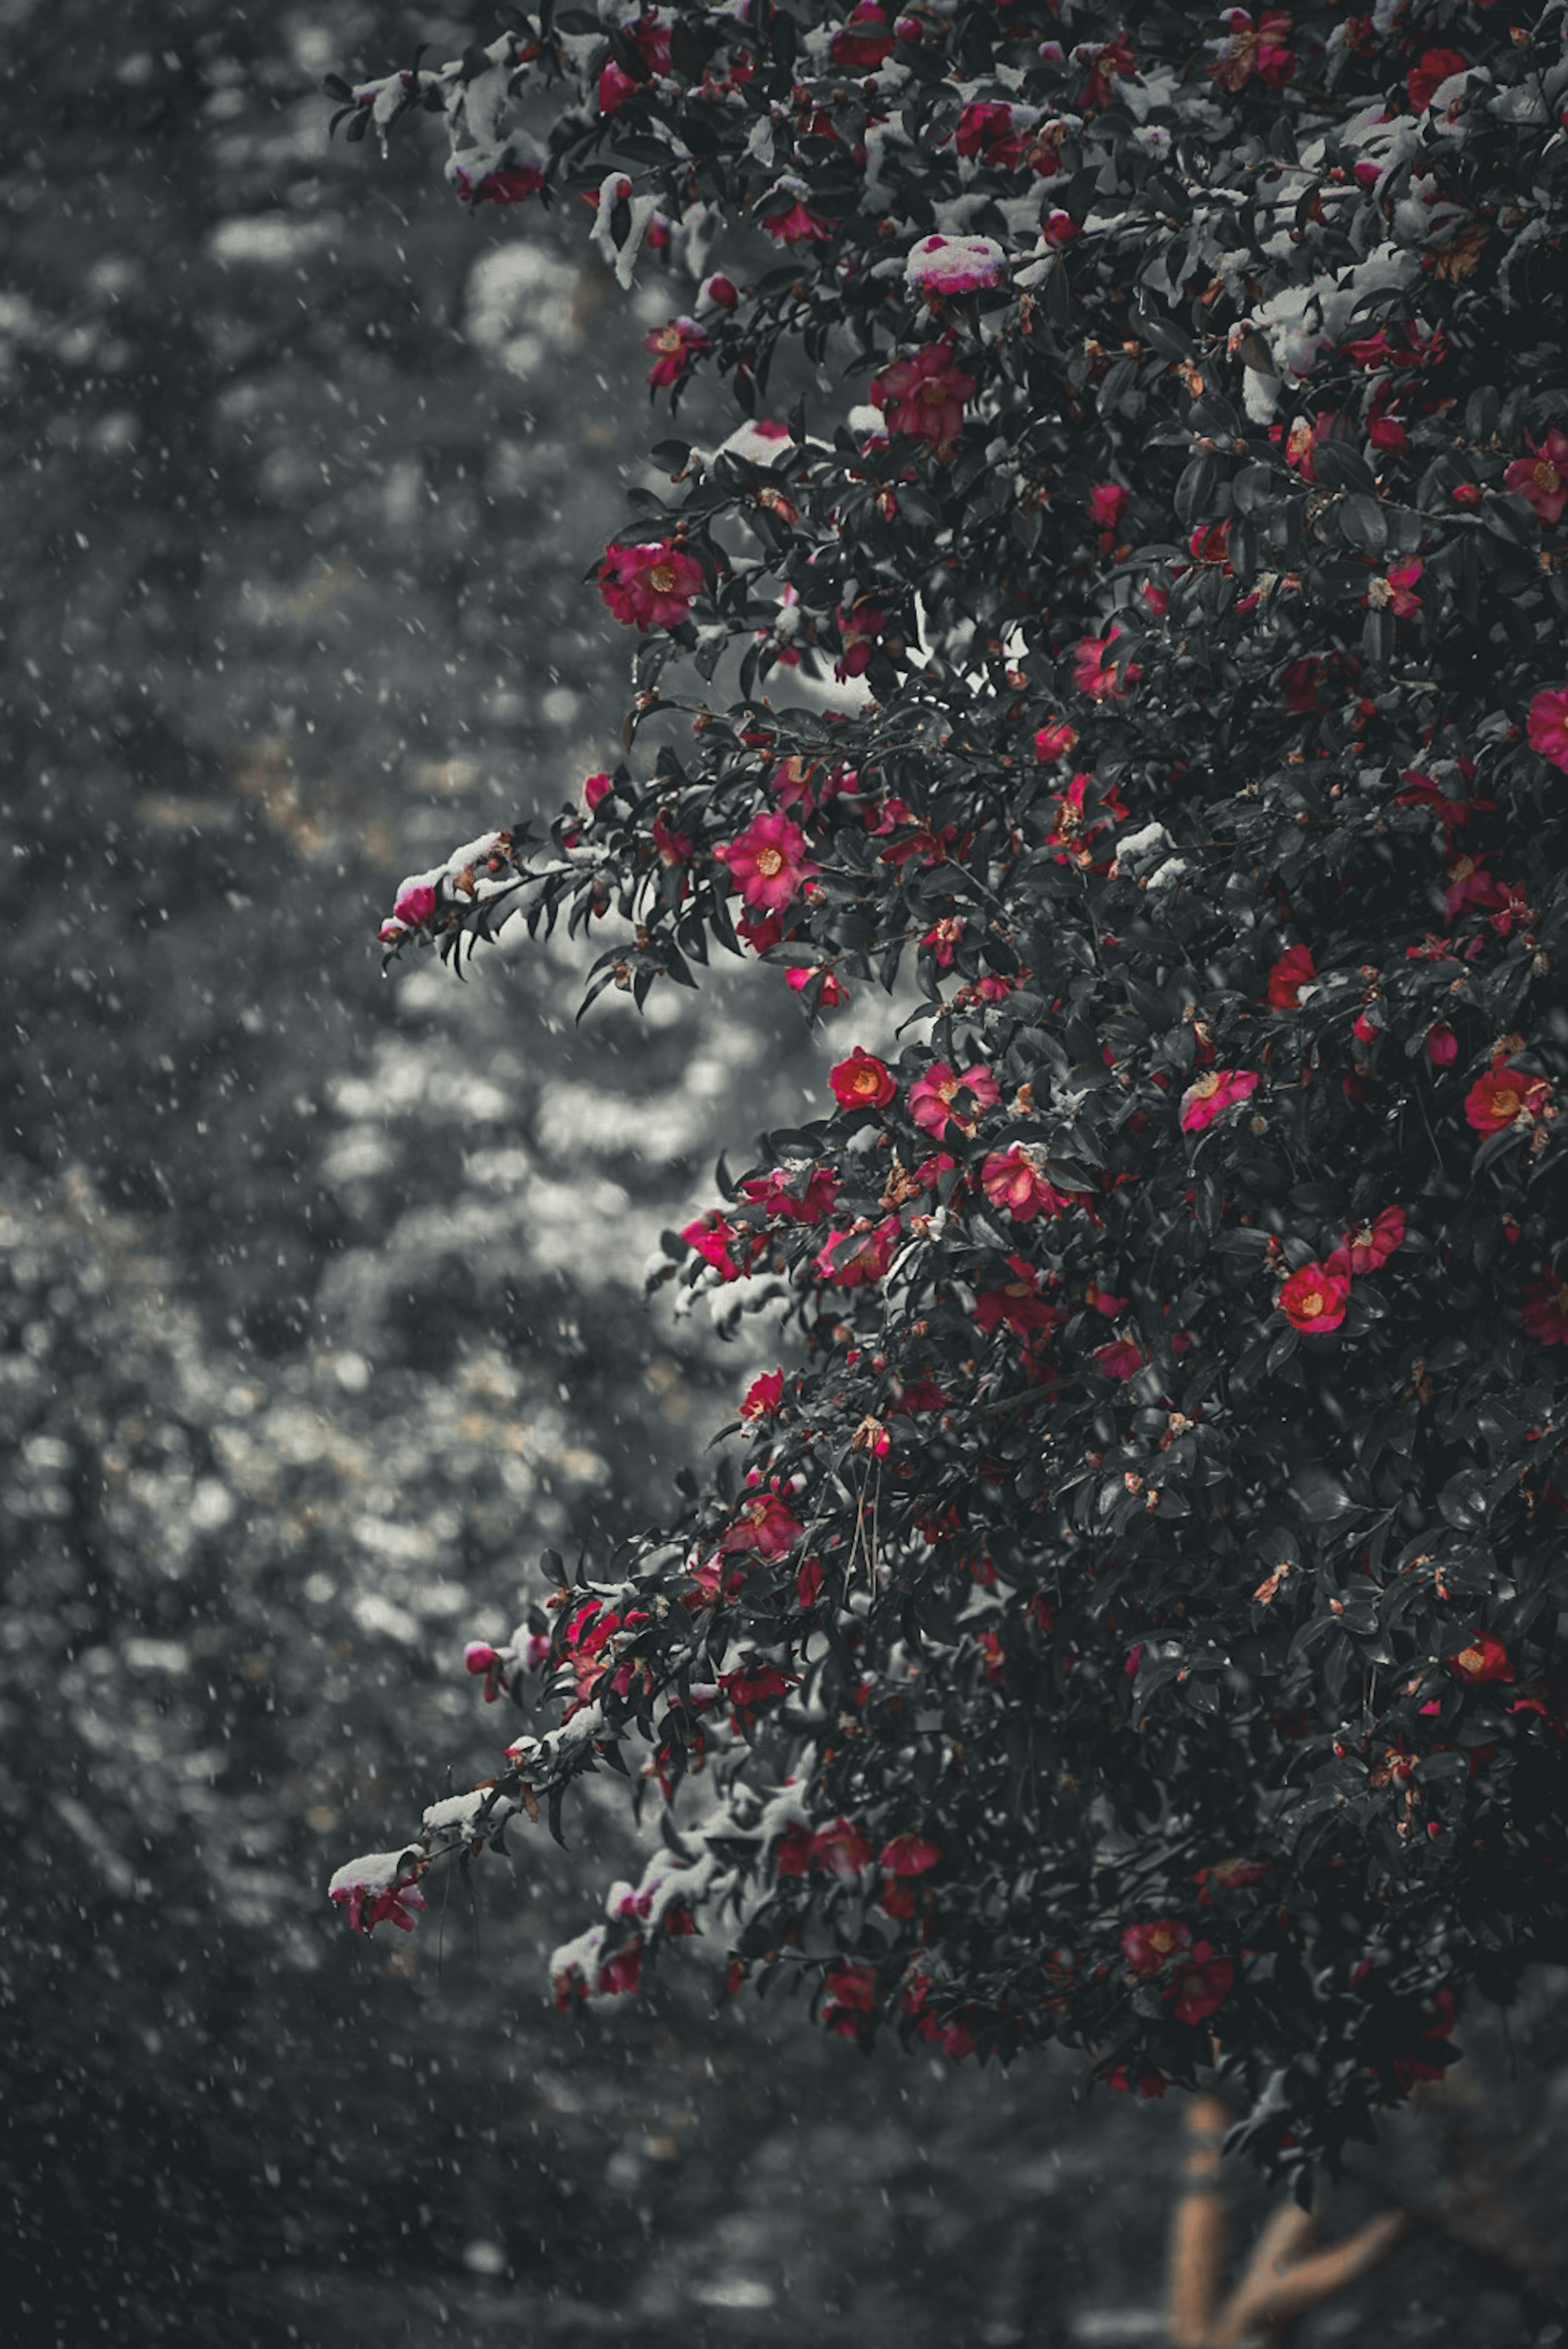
[342,0,1568,2184]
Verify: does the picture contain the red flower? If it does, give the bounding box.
[598,539,704,631]
[1093,1337,1145,1380]
[815,1216,900,1288]
[955,99,1031,171]
[1504,430,1568,526]
[718,1490,804,1559]
[328,1856,427,1937]
[774,1822,813,1877]
[785,963,847,1007]
[1122,1918,1190,1977]
[1278,1260,1351,1333]
[1407,47,1467,113]
[454,162,545,205]
[1521,1276,1568,1346]
[1210,9,1294,91]
[870,341,976,450]
[1170,1953,1234,2026]
[1342,1205,1404,1273]
[681,1211,763,1283]
[1464,1065,1551,1134]
[830,3,896,69]
[760,193,833,245]
[1448,1633,1513,1685]
[812,1819,873,1877]
[595,1938,644,1997]
[1073,632,1140,701]
[1089,482,1128,532]
[1425,1022,1457,1066]
[583,770,613,812]
[719,1662,798,1731]
[830,1048,895,1110]
[1527,687,1568,772]
[973,1257,1061,1338]
[1179,1069,1259,1133]
[1267,945,1315,1008]
[741,1165,840,1224]
[715,811,819,912]
[739,1369,785,1419]
[1033,719,1078,761]
[981,1146,1071,1222]
[597,12,671,112]
[822,1960,878,2036]
[909,1062,1000,1137]
[879,1832,942,1876]
[392,876,439,928]
[644,316,710,389]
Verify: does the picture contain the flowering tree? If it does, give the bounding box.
[331,0,1568,2185]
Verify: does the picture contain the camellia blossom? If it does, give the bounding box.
[869,341,976,450]
[1504,430,1568,525]
[1179,1069,1259,1133]
[1033,719,1078,761]
[1072,632,1140,701]
[597,11,671,112]
[1210,9,1294,91]
[879,1832,941,1876]
[714,810,819,912]
[973,1257,1061,1338]
[759,176,833,245]
[681,1210,763,1283]
[1448,1632,1513,1684]
[1278,1260,1351,1333]
[821,1960,878,2037]
[981,1146,1071,1222]
[1169,1951,1234,2027]
[829,2,896,70]
[1343,1205,1405,1273]
[909,1062,1001,1138]
[1088,482,1128,532]
[815,1216,900,1287]
[812,1819,873,1877]
[1526,687,1568,772]
[740,1164,840,1224]
[1122,1919,1190,1977]
[453,161,545,205]
[1267,945,1315,1008]
[829,1048,895,1110]
[739,1368,785,1420]
[597,539,703,630]
[1464,1064,1552,1134]
[392,876,439,928]
[644,316,710,388]
[904,233,1006,301]
[785,962,846,1007]
[328,1852,427,1937]
[718,1489,804,1559]
[1408,47,1468,114]
[955,99,1032,171]
[1093,1337,1145,1380]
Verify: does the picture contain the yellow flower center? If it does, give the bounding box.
[753,846,786,877]
[1493,1085,1521,1120]
[1535,460,1561,493]
[649,561,677,593]
[1298,1291,1323,1318]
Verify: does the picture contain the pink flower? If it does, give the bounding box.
[644,316,710,389]
[822,1960,878,2036]
[1033,719,1078,761]
[815,1216,901,1287]
[681,1211,763,1282]
[981,1146,1070,1222]
[1089,482,1128,532]
[1073,632,1140,701]
[1179,1069,1259,1132]
[598,540,704,631]
[973,1257,1061,1338]
[715,810,819,911]
[1504,430,1568,525]
[921,916,966,966]
[830,1048,895,1110]
[393,876,439,927]
[740,1164,841,1224]
[1447,1632,1513,1685]
[835,599,888,680]
[1527,686,1568,771]
[870,341,976,450]
[785,963,847,1007]
[904,233,1006,300]
[718,1490,804,1559]
[909,1062,1000,1137]
[955,99,1031,171]
[1426,1022,1458,1066]
[329,1852,427,1937]
[1466,1065,1552,1134]
[583,770,613,811]
[740,1369,785,1419]
[597,12,670,112]
[454,162,545,205]
[760,189,833,245]
[1093,1338,1145,1380]
[1278,1260,1351,1333]
[1210,9,1294,90]
[595,1939,644,1996]
[1342,1206,1405,1273]
[1267,945,1315,1008]
[1040,210,1079,247]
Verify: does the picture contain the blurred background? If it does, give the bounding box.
[2,4,1566,2343]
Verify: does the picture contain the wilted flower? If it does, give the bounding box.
[644,316,710,388]
[328,1852,427,1937]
